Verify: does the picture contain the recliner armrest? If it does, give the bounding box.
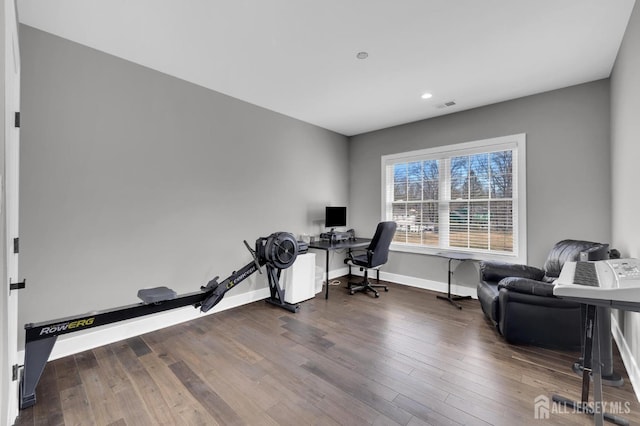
[479,261,545,282]
[497,276,555,297]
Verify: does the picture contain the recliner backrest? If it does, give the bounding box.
[543,239,608,279]
[367,221,397,268]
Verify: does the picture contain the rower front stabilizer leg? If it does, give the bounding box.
[20,335,57,409]
[265,265,299,313]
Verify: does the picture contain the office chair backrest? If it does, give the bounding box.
[367,221,397,268]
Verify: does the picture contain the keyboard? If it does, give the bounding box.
[572,262,599,287]
[554,259,640,305]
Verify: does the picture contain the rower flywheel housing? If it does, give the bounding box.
[256,232,298,270]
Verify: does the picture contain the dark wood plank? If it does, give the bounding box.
[301,358,412,425]
[169,360,244,425]
[138,351,220,425]
[111,340,179,424]
[52,356,81,392]
[59,384,96,425]
[74,350,98,371]
[96,343,157,425]
[126,335,152,357]
[31,362,64,426]
[75,360,123,425]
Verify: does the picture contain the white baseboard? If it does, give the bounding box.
[380,270,478,298]
[17,287,270,363]
[611,314,640,402]
[342,267,477,299]
[328,267,349,280]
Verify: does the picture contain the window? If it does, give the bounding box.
[381,134,526,263]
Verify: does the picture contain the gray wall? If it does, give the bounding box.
[18,26,349,339]
[349,80,611,289]
[611,0,640,386]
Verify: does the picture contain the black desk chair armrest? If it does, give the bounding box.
[345,249,374,265]
[479,261,545,282]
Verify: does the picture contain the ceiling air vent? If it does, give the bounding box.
[435,100,456,109]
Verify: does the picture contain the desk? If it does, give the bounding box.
[552,260,640,425]
[433,252,476,309]
[551,300,635,425]
[308,238,371,299]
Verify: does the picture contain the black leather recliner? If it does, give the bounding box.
[477,239,609,350]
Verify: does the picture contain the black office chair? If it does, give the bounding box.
[344,221,397,297]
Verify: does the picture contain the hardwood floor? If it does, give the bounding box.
[15,279,640,425]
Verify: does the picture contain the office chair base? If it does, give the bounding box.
[348,281,388,298]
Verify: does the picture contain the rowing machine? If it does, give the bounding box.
[19,231,304,409]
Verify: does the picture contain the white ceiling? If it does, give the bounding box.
[17,0,636,136]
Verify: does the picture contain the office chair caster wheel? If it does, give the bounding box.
[349,290,355,295]
[374,292,379,298]
[384,288,389,292]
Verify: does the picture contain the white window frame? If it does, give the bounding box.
[381,133,527,264]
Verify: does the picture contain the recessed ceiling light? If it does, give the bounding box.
[356,51,368,60]
[421,92,433,99]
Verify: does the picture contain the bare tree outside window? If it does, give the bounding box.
[392,160,440,245]
[448,151,513,251]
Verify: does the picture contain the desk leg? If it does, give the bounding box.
[552,305,628,425]
[593,324,605,426]
[436,258,472,309]
[324,250,330,300]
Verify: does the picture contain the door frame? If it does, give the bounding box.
[1,0,20,423]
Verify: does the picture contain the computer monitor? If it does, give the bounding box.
[325,206,347,228]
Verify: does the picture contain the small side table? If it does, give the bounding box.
[434,252,476,309]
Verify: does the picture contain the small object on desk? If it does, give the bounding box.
[299,234,311,244]
[434,252,475,309]
[320,230,351,242]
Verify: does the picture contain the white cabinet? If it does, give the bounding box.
[281,253,316,304]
